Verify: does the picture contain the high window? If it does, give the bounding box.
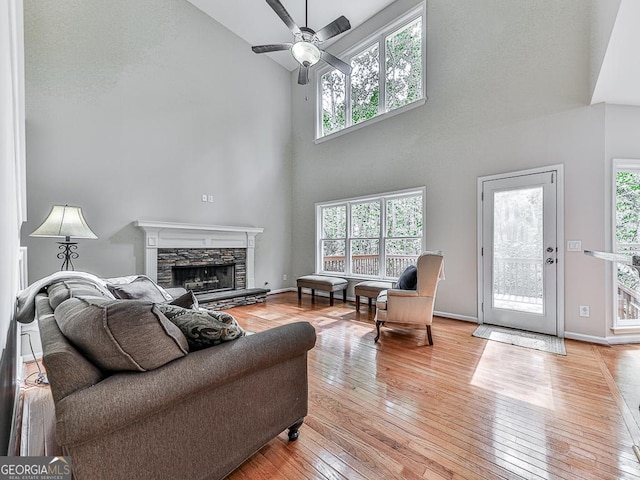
[317,4,425,140]
[614,162,640,327]
[316,188,425,280]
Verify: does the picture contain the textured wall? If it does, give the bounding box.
[291,0,610,339]
[22,0,293,292]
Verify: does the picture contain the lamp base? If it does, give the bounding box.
[57,241,79,271]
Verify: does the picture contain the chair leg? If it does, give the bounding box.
[426,325,433,345]
[374,321,384,343]
[342,289,347,303]
[298,287,302,300]
[329,292,334,306]
[356,296,360,311]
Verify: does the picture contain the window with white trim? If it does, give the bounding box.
[317,4,425,140]
[316,188,425,280]
[614,161,640,327]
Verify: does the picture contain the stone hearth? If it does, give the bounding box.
[134,221,267,310]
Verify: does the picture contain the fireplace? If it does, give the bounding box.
[172,263,236,293]
[134,221,267,310]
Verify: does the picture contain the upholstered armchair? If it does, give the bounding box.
[374,252,444,345]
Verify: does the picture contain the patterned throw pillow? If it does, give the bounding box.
[157,304,245,351]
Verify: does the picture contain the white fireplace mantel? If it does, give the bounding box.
[134,221,264,288]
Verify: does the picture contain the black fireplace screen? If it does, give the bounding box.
[172,263,235,293]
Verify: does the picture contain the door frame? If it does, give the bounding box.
[477,164,565,338]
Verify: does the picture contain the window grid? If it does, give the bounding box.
[316,189,425,280]
[316,4,425,140]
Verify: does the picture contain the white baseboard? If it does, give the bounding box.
[564,331,609,345]
[435,311,478,323]
[605,334,640,345]
[267,287,296,295]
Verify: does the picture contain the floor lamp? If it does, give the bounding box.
[29,204,98,271]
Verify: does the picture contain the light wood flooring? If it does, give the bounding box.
[228,292,640,480]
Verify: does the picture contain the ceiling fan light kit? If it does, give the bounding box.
[252,0,352,85]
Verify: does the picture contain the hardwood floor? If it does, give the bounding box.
[228,292,640,480]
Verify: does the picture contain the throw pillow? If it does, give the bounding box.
[47,279,114,310]
[55,297,189,372]
[157,304,245,351]
[107,276,170,303]
[169,290,199,309]
[396,265,418,290]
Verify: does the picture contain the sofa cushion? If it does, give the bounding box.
[157,304,245,351]
[107,275,171,303]
[54,297,189,372]
[396,265,417,290]
[47,279,114,310]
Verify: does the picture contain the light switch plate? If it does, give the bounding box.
[567,240,582,251]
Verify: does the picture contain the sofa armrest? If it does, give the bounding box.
[54,321,316,446]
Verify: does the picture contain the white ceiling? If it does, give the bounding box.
[188,0,640,106]
[592,0,640,106]
[186,0,396,70]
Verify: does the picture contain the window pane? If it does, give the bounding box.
[351,239,380,276]
[386,195,423,237]
[321,70,346,136]
[492,187,544,315]
[322,205,346,239]
[351,44,379,125]
[351,201,380,238]
[385,239,421,277]
[616,170,640,323]
[385,17,422,111]
[322,240,346,272]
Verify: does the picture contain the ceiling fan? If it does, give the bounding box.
[251,0,352,85]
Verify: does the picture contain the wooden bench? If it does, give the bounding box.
[297,275,348,306]
[354,281,394,311]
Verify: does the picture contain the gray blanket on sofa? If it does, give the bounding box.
[15,271,113,324]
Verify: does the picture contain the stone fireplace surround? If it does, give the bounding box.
[134,221,268,309]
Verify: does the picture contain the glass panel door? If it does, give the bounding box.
[482,171,557,335]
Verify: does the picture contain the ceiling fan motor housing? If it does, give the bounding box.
[292,28,321,67]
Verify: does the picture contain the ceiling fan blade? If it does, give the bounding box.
[252,43,293,54]
[321,50,352,76]
[315,16,351,42]
[266,0,301,35]
[298,65,310,85]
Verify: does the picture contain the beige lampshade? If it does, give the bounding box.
[30,205,98,240]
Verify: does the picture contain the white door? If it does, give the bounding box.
[481,171,558,335]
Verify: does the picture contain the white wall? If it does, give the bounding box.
[22,0,293,290]
[291,0,610,339]
[1,0,25,453]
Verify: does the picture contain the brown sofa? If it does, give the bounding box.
[31,275,316,480]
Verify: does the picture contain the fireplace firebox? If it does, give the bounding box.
[172,264,235,294]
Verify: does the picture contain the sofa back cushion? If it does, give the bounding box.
[54,297,189,372]
[36,294,104,402]
[106,275,172,303]
[47,279,114,310]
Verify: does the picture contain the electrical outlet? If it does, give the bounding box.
[579,305,590,317]
[567,240,582,252]
[201,194,207,202]
[283,274,288,281]
[207,195,214,203]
